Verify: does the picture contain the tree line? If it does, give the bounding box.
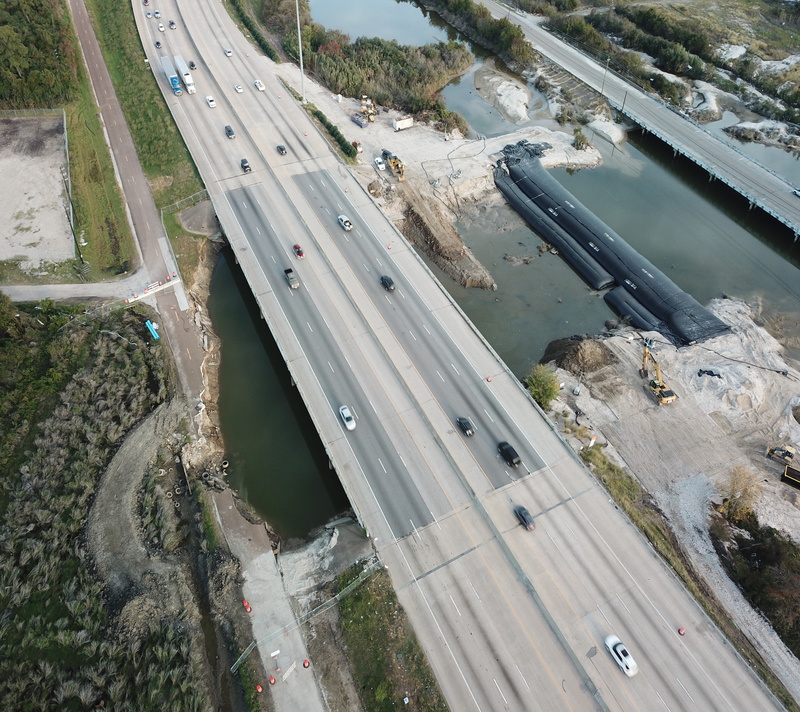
[0,0,78,108]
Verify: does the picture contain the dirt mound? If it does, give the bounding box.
[399,182,496,289]
[542,336,617,375]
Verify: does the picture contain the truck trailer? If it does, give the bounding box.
[160,56,183,96]
[173,55,196,94]
[392,116,414,131]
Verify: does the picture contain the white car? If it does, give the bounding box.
[157,23,164,31]
[205,96,216,108]
[224,48,233,57]
[337,215,353,231]
[604,635,639,677]
[154,9,160,18]
[234,84,243,93]
[253,79,265,91]
[339,405,356,431]
[145,11,152,18]
[374,157,386,171]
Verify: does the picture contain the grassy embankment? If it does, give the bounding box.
[0,294,219,710]
[336,566,449,712]
[578,441,798,712]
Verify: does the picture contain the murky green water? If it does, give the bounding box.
[211,0,800,535]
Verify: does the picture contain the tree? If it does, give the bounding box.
[526,364,560,409]
[573,127,589,151]
[721,466,761,524]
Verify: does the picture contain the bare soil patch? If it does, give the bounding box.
[0,116,74,272]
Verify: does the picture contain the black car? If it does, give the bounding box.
[514,506,534,530]
[168,20,177,29]
[240,158,251,173]
[498,441,521,468]
[456,417,475,437]
[380,275,395,292]
[155,40,162,49]
[277,145,287,155]
[225,125,235,139]
[188,60,197,70]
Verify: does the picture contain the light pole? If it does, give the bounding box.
[295,0,306,103]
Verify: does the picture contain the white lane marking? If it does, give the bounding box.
[566,523,577,540]
[376,257,384,267]
[343,354,352,369]
[436,371,445,382]
[676,678,694,704]
[615,593,630,614]
[597,605,610,626]
[656,690,672,710]
[515,665,531,690]
[470,582,481,601]
[378,458,387,473]
[450,595,461,616]
[409,330,417,342]
[493,679,508,705]
[363,263,370,273]
[482,408,495,423]
[547,531,561,551]
[423,324,431,335]
[327,362,335,373]
[368,398,377,414]
[399,455,407,467]
[451,363,460,376]
[410,520,421,540]
[306,322,314,333]
[270,255,276,264]
[242,201,248,208]
[256,226,262,235]
[321,315,330,330]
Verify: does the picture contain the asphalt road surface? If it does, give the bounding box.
[130,1,788,709]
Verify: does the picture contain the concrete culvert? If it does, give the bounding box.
[165,491,173,499]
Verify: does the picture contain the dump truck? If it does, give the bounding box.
[381,148,406,182]
[160,56,183,96]
[173,55,196,94]
[392,116,414,131]
[284,268,300,289]
[351,113,369,128]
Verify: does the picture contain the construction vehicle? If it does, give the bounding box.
[381,148,406,182]
[781,463,800,490]
[639,340,677,405]
[360,95,376,121]
[351,113,369,128]
[766,444,796,465]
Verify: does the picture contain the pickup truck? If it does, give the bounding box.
[284,268,300,289]
[338,215,353,231]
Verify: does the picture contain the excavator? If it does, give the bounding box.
[640,340,677,405]
[766,444,796,465]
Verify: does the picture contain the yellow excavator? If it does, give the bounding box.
[381,149,405,181]
[640,340,677,405]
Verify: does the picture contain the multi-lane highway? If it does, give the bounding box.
[136,1,786,709]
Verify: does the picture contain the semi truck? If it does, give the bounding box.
[160,56,183,96]
[173,55,196,94]
[284,268,300,289]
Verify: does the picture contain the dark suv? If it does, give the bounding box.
[456,417,475,437]
[240,158,251,173]
[498,441,521,468]
[225,125,235,139]
[379,275,395,292]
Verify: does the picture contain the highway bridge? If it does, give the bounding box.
[486,1,800,239]
[129,1,785,710]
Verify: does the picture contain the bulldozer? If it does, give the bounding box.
[360,95,376,122]
[640,340,677,405]
[381,148,406,182]
[766,444,796,465]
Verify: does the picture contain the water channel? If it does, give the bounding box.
[208,0,800,537]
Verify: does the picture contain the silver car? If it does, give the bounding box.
[339,405,356,431]
[604,635,639,677]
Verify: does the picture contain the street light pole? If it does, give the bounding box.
[295,0,306,103]
[600,56,610,95]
